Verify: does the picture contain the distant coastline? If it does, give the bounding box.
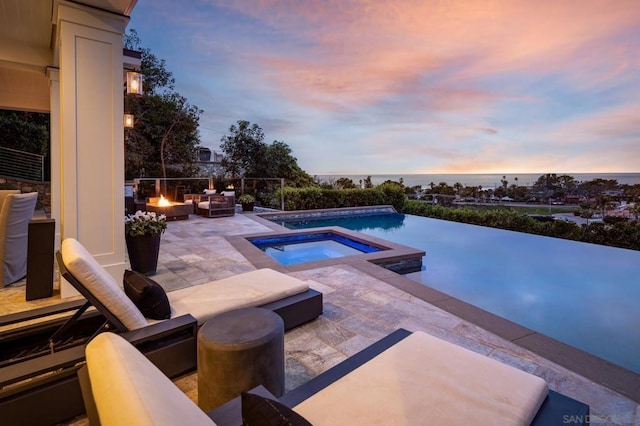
[315,173,640,188]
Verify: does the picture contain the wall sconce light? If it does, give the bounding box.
[126,71,143,96]
[124,114,135,128]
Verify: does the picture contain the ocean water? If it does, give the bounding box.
[315,173,640,189]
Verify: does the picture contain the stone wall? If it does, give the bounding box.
[0,176,51,213]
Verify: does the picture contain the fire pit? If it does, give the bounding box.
[145,195,192,221]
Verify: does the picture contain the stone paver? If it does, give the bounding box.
[162,213,638,425]
[2,211,637,425]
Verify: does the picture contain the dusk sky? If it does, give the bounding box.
[130,1,640,175]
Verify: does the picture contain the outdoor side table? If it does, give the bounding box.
[197,307,284,412]
[26,216,55,300]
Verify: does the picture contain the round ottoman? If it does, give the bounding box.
[197,307,285,411]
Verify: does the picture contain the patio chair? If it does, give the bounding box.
[0,191,38,286]
[0,238,322,425]
[78,329,589,426]
[198,194,235,218]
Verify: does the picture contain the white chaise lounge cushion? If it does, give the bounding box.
[167,268,309,325]
[61,238,147,330]
[86,332,215,426]
[61,238,309,329]
[294,331,549,425]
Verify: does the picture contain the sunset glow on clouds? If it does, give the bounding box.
[130,0,640,174]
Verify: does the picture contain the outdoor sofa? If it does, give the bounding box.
[79,328,590,425]
[0,238,322,426]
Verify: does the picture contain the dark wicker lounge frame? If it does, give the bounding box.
[206,329,590,426]
[0,252,322,426]
[198,194,236,218]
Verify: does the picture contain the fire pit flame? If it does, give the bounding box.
[158,194,172,207]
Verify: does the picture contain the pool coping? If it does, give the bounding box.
[233,208,640,403]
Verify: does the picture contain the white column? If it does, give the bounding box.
[54,1,128,297]
[47,67,61,251]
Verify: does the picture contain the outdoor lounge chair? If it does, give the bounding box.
[198,194,235,217]
[78,329,589,426]
[0,238,322,425]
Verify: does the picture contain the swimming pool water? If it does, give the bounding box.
[280,213,640,374]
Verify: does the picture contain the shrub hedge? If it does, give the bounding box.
[403,200,640,251]
[275,184,406,212]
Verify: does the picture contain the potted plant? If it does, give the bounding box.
[238,194,256,212]
[124,210,167,275]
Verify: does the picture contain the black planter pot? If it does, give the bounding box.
[241,202,255,212]
[125,233,161,275]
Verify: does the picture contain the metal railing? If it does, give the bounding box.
[131,177,286,210]
[0,146,44,181]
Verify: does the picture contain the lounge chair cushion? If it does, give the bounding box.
[1,191,38,286]
[167,269,309,325]
[61,238,148,330]
[123,270,171,320]
[86,332,215,426]
[293,331,549,425]
[198,201,227,209]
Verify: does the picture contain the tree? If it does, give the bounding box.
[534,173,560,191]
[0,111,49,155]
[579,178,619,198]
[334,177,358,189]
[501,175,508,196]
[363,176,374,189]
[594,194,612,218]
[264,141,315,187]
[123,30,202,180]
[219,120,267,179]
[630,202,640,220]
[125,30,175,95]
[558,175,577,192]
[219,120,314,187]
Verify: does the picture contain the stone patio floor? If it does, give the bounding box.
[2,211,638,425]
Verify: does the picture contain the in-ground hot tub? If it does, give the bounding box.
[245,225,424,273]
[250,231,383,266]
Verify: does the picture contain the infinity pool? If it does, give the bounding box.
[276,213,640,374]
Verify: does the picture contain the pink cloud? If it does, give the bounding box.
[213,1,640,105]
[136,1,640,173]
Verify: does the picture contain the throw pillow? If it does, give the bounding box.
[123,270,171,320]
[241,392,312,426]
